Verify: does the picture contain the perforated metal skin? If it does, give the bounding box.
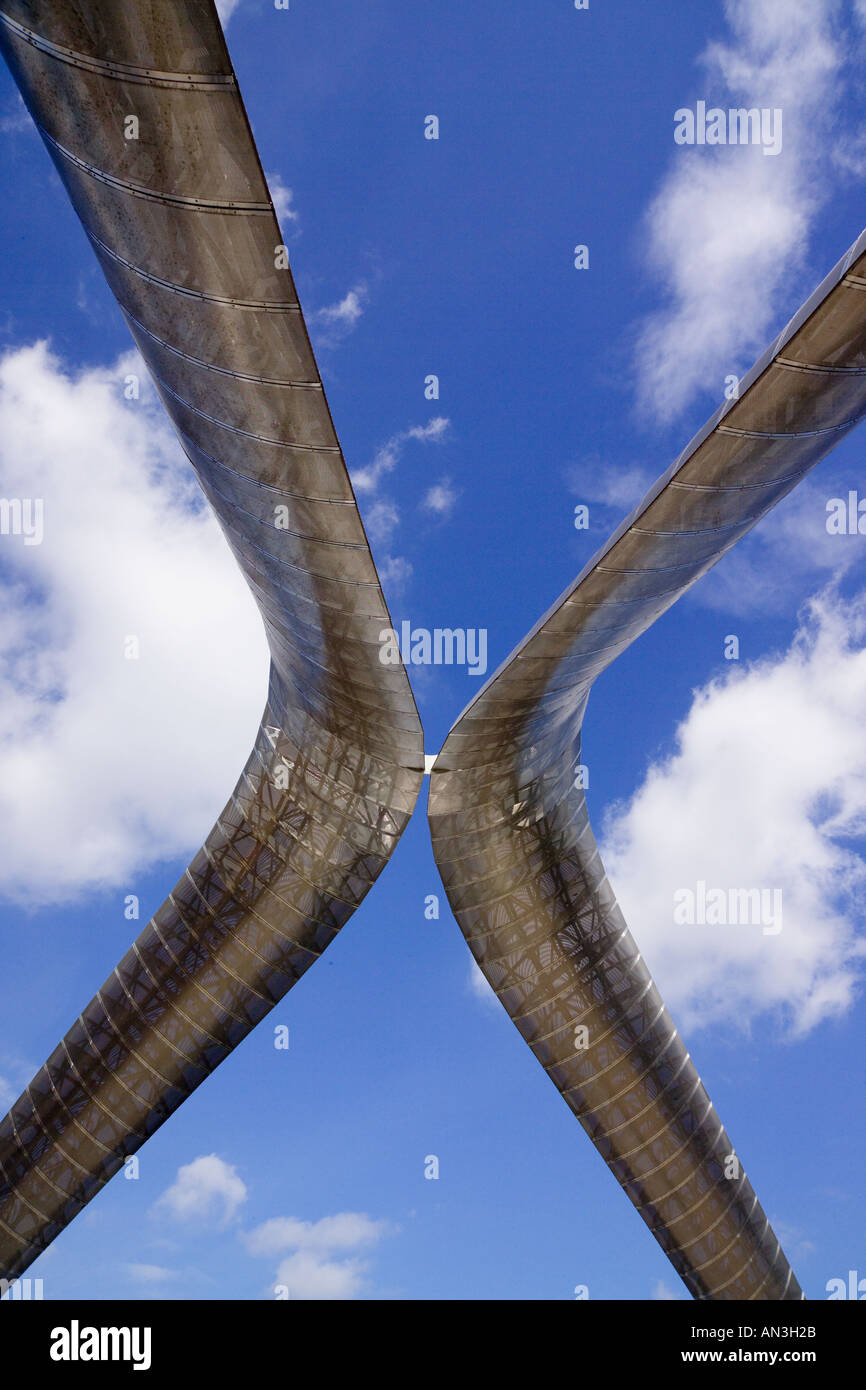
[0,0,424,1279]
[429,228,866,1300]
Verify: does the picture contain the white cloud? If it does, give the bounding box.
[568,464,857,617]
[691,479,858,614]
[215,0,243,28]
[770,1221,816,1262]
[377,555,413,595]
[351,417,449,495]
[651,1278,682,1300]
[266,173,299,232]
[0,96,32,135]
[0,1053,35,1112]
[364,497,400,547]
[600,588,866,1037]
[422,477,459,517]
[636,0,853,420]
[125,1263,178,1284]
[468,958,498,1008]
[272,1250,367,1300]
[349,417,450,595]
[243,1211,390,1300]
[311,284,369,347]
[0,342,268,906]
[567,459,655,514]
[154,1155,248,1226]
[243,1212,388,1257]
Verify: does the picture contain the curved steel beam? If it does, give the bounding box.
[0,0,423,1278]
[429,228,866,1300]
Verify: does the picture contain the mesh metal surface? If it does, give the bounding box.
[429,229,866,1300]
[0,0,424,1279]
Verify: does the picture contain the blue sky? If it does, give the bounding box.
[1,0,865,1300]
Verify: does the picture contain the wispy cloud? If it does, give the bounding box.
[352,417,449,495]
[567,463,858,617]
[691,479,858,615]
[153,1156,248,1227]
[377,555,413,595]
[266,172,300,233]
[0,1053,35,1112]
[567,458,654,514]
[601,587,866,1037]
[0,96,31,135]
[311,284,369,348]
[364,497,400,547]
[350,417,450,595]
[215,0,244,28]
[468,958,498,1009]
[421,477,459,518]
[125,1263,179,1285]
[635,0,856,421]
[770,1221,816,1263]
[652,1279,683,1300]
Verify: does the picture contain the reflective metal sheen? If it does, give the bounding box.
[429,228,866,1301]
[0,0,423,1279]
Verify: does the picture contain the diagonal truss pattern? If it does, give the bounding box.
[0,0,423,1279]
[429,229,866,1300]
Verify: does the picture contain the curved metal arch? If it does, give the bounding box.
[429,228,866,1300]
[0,0,423,1279]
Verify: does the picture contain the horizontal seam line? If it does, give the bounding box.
[717,417,860,439]
[40,125,271,213]
[155,371,340,451]
[0,10,236,88]
[122,306,322,387]
[88,229,300,310]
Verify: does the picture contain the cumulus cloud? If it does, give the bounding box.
[243,1211,391,1300]
[636,0,856,420]
[0,342,268,907]
[600,588,866,1037]
[154,1155,248,1227]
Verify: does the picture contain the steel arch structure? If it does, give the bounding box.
[1,0,865,1302]
[0,0,423,1280]
[429,227,866,1300]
